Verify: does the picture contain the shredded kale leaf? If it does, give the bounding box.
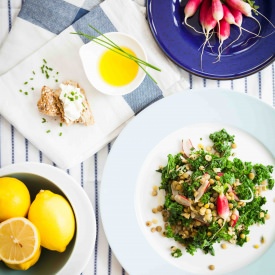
[156,129,274,257]
[209,128,235,157]
[171,248,182,258]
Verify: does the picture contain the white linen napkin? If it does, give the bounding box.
[0,0,102,75]
[0,0,189,169]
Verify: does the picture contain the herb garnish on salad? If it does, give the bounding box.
[156,129,274,256]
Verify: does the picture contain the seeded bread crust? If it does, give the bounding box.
[37,81,94,126]
[37,85,60,117]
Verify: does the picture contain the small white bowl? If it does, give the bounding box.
[79,32,147,96]
[0,162,96,275]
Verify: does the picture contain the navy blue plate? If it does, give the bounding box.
[147,0,275,79]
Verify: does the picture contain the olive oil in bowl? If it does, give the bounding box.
[79,32,147,96]
[99,47,139,87]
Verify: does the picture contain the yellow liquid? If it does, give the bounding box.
[99,47,139,86]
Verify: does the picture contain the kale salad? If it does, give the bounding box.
[156,129,274,257]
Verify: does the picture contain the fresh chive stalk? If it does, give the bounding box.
[71,25,161,84]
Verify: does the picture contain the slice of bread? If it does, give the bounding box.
[37,81,94,126]
[37,85,61,117]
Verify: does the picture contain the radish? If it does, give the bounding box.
[216,18,231,61]
[226,0,262,39]
[199,0,217,70]
[212,0,224,43]
[215,185,230,220]
[225,0,275,37]
[225,0,252,17]
[174,194,191,207]
[223,4,236,25]
[184,0,203,20]
[201,1,217,36]
[199,0,210,33]
[230,208,239,227]
[184,0,204,33]
[211,184,230,239]
[212,0,224,22]
[222,4,242,51]
[229,6,243,26]
[221,5,264,54]
[182,139,194,157]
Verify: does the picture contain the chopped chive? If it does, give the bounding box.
[19,89,23,93]
[59,123,63,127]
[55,79,58,82]
[43,59,47,64]
[31,87,34,90]
[24,92,28,95]
[32,70,36,75]
[30,77,34,80]
[24,81,28,85]
[59,132,63,136]
[42,118,47,123]
[46,130,51,133]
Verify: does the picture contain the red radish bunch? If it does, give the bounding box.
[183,0,275,64]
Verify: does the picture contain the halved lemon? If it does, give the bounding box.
[0,217,41,268]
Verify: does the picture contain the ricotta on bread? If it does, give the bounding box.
[37,80,94,126]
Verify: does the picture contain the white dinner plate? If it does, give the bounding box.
[100,88,275,275]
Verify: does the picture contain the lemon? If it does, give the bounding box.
[0,177,31,222]
[0,217,41,270]
[28,190,75,252]
[5,247,41,270]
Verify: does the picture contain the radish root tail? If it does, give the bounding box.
[184,18,204,34]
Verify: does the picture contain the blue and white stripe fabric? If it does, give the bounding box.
[0,0,274,275]
[0,0,187,168]
[0,0,101,74]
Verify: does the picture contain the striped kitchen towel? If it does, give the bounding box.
[0,0,101,74]
[0,0,188,168]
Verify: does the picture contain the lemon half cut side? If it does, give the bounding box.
[0,217,41,266]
